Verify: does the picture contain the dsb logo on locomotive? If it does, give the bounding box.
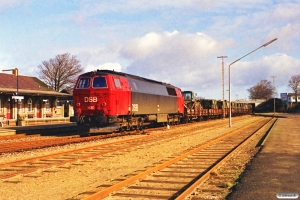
[84,97,98,102]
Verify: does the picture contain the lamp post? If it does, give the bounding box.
[217,56,227,120]
[228,38,277,127]
[2,68,20,123]
[271,76,277,116]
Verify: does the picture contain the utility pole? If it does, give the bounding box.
[271,76,277,117]
[217,56,227,120]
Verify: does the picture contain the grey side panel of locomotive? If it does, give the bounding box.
[127,78,178,117]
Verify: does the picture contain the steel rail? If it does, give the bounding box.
[82,118,269,200]
[175,118,277,199]
[0,118,245,179]
[0,116,249,154]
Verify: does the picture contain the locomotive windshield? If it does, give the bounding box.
[93,77,107,88]
[183,92,192,100]
[77,77,90,88]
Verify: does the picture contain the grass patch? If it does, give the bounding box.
[222,182,236,188]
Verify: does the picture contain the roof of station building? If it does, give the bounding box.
[0,73,71,97]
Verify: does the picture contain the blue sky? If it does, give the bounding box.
[1,0,299,100]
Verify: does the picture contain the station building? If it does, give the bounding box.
[0,71,73,126]
[280,92,300,108]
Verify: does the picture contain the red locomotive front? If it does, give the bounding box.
[70,70,131,129]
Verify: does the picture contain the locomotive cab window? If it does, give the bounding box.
[93,77,107,88]
[184,92,192,100]
[77,78,90,88]
[114,78,121,88]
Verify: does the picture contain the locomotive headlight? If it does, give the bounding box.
[101,102,106,107]
[76,102,81,107]
[74,108,82,116]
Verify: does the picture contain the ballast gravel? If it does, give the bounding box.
[0,115,261,200]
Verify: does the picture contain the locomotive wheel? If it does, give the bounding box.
[127,122,134,131]
[139,127,145,134]
[118,127,124,132]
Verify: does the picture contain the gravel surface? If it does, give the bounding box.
[0,115,261,200]
[0,136,55,144]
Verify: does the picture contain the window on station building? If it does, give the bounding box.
[18,100,24,113]
[27,99,33,112]
[93,76,107,88]
[0,99,2,113]
[56,101,63,107]
[44,99,50,112]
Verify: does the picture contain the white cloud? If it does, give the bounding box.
[231,53,300,95]
[121,32,164,59]
[0,0,30,13]
[76,0,215,14]
[119,31,233,98]
[116,30,300,99]
[85,62,123,73]
[121,31,223,61]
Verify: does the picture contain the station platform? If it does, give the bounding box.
[227,113,300,200]
[0,122,77,136]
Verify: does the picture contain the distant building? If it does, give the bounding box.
[0,72,71,124]
[59,89,74,117]
[280,93,300,108]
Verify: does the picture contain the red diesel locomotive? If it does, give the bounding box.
[70,70,252,132]
[70,70,184,132]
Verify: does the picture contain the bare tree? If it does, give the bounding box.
[288,74,300,105]
[247,79,273,99]
[38,53,84,91]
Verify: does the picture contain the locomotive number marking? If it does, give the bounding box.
[84,97,98,102]
[132,104,138,111]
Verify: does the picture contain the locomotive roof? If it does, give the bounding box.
[82,70,177,88]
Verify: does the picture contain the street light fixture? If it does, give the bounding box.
[228,38,277,127]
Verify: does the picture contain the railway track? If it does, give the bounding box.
[0,116,255,180]
[0,132,140,154]
[78,117,276,200]
[0,116,250,154]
